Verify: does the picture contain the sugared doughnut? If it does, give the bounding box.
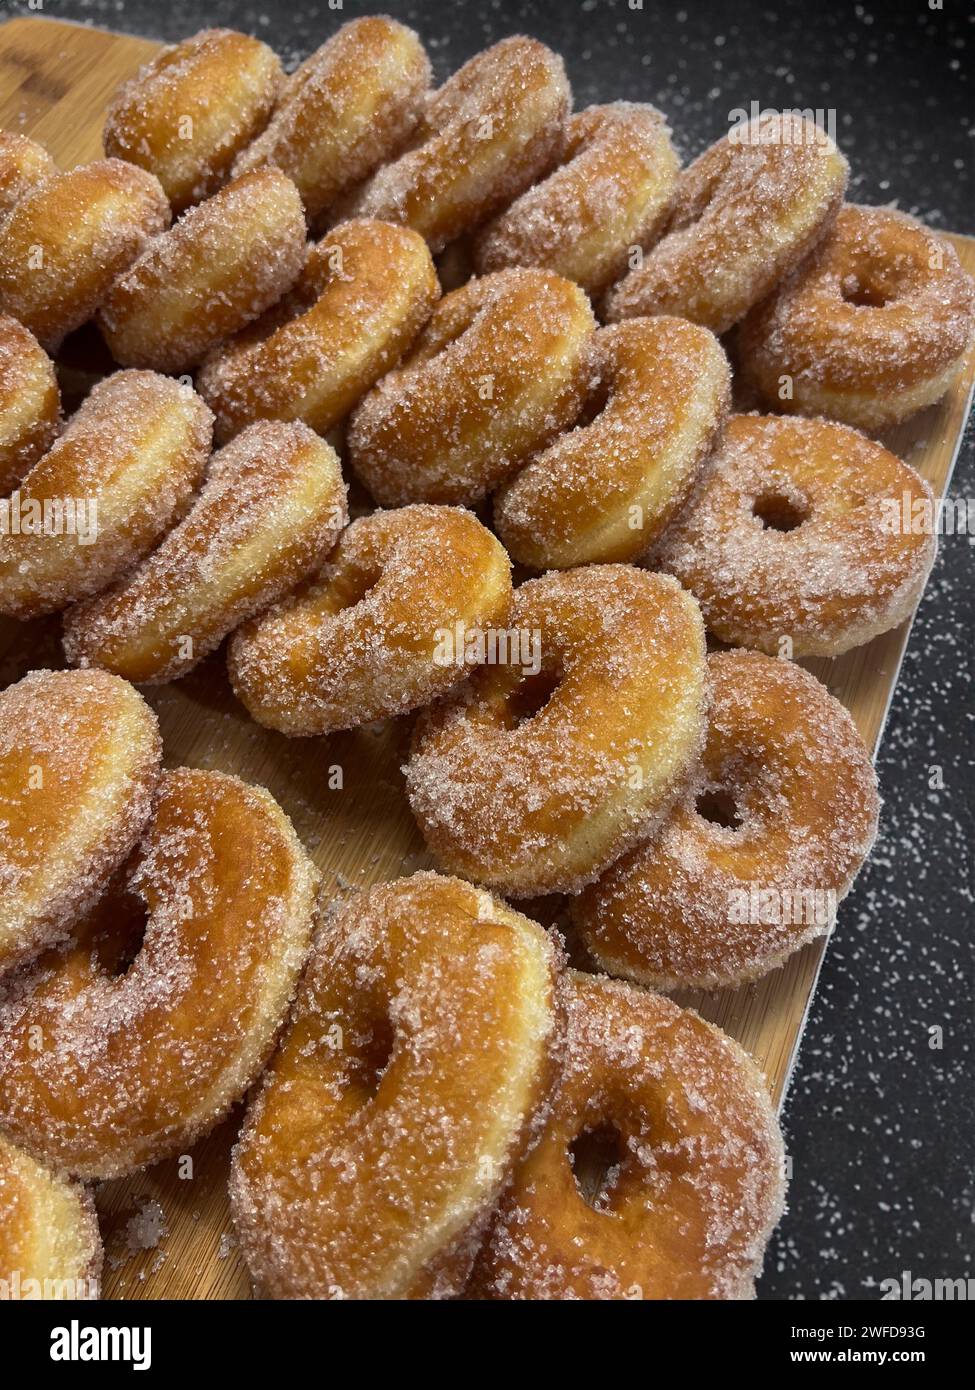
[474,103,679,296]
[494,317,730,569]
[98,168,306,373]
[0,315,59,496]
[737,204,975,431]
[348,268,596,506]
[233,17,430,227]
[103,28,283,213]
[197,219,439,443]
[0,131,55,219]
[333,36,570,252]
[229,504,513,737]
[0,371,212,620]
[468,971,785,1300]
[0,159,170,351]
[63,420,347,685]
[604,113,848,334]
[0,669,160,976]
[652,414,937,656]
[573,651,879,990]
[0,767,318,1181]
[231,872,559,1300]
[406,566,707,897]
[0,1135,102,1298]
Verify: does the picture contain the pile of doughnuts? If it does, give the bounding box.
[0,12,972,1301]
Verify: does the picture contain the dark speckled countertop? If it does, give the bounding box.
[12,0,972,1301]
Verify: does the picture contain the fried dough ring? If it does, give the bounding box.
[348,268,596,506]
[737,204,975,431]
[228,504,513,736]
[63,420,348,685]
[0,371,212,620]
[231,872,558,1300]
[233,17,431,226]
[468,971,785,1300]
[474,103,679,296]
[0,669,160,976]
[98,168,306,373]
[0,159,170,352]
[0,314,60,496]
[334,36,570,252]
[0,767,318,1181]
[406,566,708,897]
[104,29,283,213]
[0,131,56,219]
[573,651,879,990]
[652,414,937,656]
[0,1135,102,1297]
[197,219,439,443]
[604,113,848,334]
[494,317,730,569]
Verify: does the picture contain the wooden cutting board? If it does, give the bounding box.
[0,15,972,1300]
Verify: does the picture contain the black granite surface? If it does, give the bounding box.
[12,0,972,1301]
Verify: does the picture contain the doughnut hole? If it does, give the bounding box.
[505,663,563,728]
[569,1120,629,1211]
[751,490,809,533]
[694,788,742,832]
[346,1014,396,1100]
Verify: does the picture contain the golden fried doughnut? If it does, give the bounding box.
[737,204,975,431]
[103,28,283,213]
[0,1135,101,1298]
[63,420,347,685]
[348,268,596,506]
[574,651,879,990]
[604,113,848,334]
[0,767,318,1181]
[231,872,558,1300]
[0,314,60,496]
[494,317,730,569]
[197,219,439,443]
[0,131,55,219]
[229,504,513,736]
[468,970,785,1300]
[652,414,937,656]
[0,669,160,975]
[0,371,212,620]
[233,17,430,226]
[407,566,707,897]
[0,159,169,352]
[98,168,306,373]
[474,103,679,296]
[334,36,570,252]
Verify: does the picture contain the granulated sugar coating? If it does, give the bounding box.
[0,1132,102,1292]
[0,313,60,496]
[604,113,849,335]
[229,504,512,737]
[0,158,170,352]
[494,316,730,570]
[406,565,708,898]
[0,130,56,221]
[233,17,430,227]
[62,419,348,685]
[103,28,284,212]
[197,218,439,442]
[467,970,785,1300]
[0,370,213,620]
[0,668,160,975]
[652,413,938,657]
[348,266,596,506]
[574,651,879,991]
[333,35,570,252]
[98,167,307,373]
[230,872,558,1299]
[738,204,975,433]
[475,102,680,297]
[0,767,318,1181]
